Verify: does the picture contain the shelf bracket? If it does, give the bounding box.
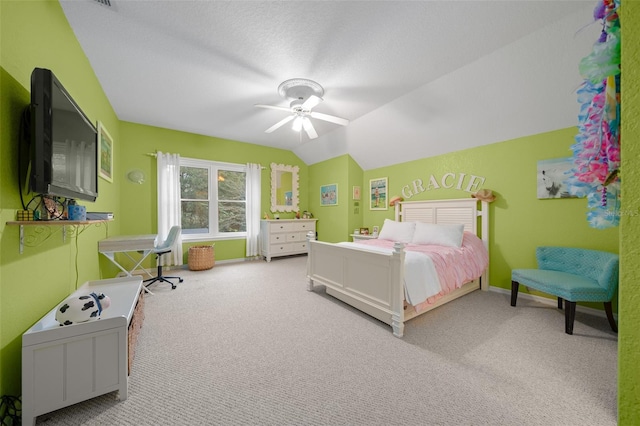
[19,224,24,254]
[7,220,110,254]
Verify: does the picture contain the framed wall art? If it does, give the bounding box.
[369,177,388,210]
[353,185,361,200]
[98,121,114,182]
[320,184,338,206]
[537,157,578,199]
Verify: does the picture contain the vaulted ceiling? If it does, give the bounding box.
[61,1,598,170]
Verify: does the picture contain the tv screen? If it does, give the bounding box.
[29,67,98,202]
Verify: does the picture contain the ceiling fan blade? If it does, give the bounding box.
[255,104,291,113]
[265,115,294,133]
[309,111,349,126]
[301,95,322,111]
[302,117,318,139]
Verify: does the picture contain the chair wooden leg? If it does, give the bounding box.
[510,281,519,306]
[565,301,576,335]
[557,297,563,309]
[604,301,618,332]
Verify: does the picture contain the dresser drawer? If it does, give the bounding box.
[293,221,315,232]
[270,222,294,233]
[261,219,317,262]
[270,244,293,254]
[270,233,289,244]
[290,241,308,252]
[287,232,302,242]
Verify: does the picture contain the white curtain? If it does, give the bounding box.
[157,151,183,265]
[246,163,262,257]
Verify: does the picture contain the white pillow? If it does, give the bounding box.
[412,222,465,247]
[377,219,415,243]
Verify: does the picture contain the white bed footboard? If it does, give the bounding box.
[307,237,407,337]
[306,198,489,338]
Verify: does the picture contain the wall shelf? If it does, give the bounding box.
[6,220,111,254]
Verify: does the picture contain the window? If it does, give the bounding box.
[180,158,246,240]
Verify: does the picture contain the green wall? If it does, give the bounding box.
[118,121,309,262]
[308,154,354,242]
[0,0,307,396]
[347,155,364,236]
[0,0,121,395]
[361,127,619,298]
[1,1,639,423]
[618,2,640,423]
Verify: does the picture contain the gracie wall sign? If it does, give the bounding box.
[400,173,486,199]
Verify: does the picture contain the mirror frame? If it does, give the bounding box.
[270,163,299,213]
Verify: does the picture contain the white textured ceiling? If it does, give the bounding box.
[60,0,598,170]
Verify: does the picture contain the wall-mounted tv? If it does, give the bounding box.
[27,67,98,202]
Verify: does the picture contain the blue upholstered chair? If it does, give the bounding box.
[511,247,619,335]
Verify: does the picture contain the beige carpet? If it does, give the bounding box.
[35,256,617,425]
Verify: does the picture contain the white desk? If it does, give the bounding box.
[98,234,158,277]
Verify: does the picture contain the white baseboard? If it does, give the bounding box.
[489,286,617,320]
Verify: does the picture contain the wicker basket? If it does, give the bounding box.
[188,245,215,271]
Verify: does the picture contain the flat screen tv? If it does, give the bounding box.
[27,67,98,202]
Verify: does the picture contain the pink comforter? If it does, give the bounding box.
[355,232,489,312]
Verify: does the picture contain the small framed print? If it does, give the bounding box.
[320,184,338,206]
[353,186,361,201]
[369,177,388,210]
[359,227,370,235]
[98,121,114,183]
[537,157,578,199]
[372,226,379,236]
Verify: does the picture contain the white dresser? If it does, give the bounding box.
[260,219,317,262]
[21,276,144,426]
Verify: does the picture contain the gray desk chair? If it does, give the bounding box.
[144,226,184,290]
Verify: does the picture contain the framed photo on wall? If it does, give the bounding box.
[353,185,361,200]
[537,157,578,199]
[320,184,338,206]
[98,121,114,182]
[369,177,388,210]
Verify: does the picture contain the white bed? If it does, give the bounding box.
[306,198,489,337]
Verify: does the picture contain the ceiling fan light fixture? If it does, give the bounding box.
[302,117,318,139]
[278,78,324,101]
[256,78,348,139]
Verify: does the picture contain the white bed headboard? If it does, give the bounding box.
[394,198,488,241]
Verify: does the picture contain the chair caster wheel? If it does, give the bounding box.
[171,285,176,290]
[179,278,184,283]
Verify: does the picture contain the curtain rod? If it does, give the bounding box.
[146,152,265,169]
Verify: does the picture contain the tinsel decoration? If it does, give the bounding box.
[566,0,621,229]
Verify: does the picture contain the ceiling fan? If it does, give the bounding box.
[255,78,349,139]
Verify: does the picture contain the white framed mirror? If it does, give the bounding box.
[271,163,299,212]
